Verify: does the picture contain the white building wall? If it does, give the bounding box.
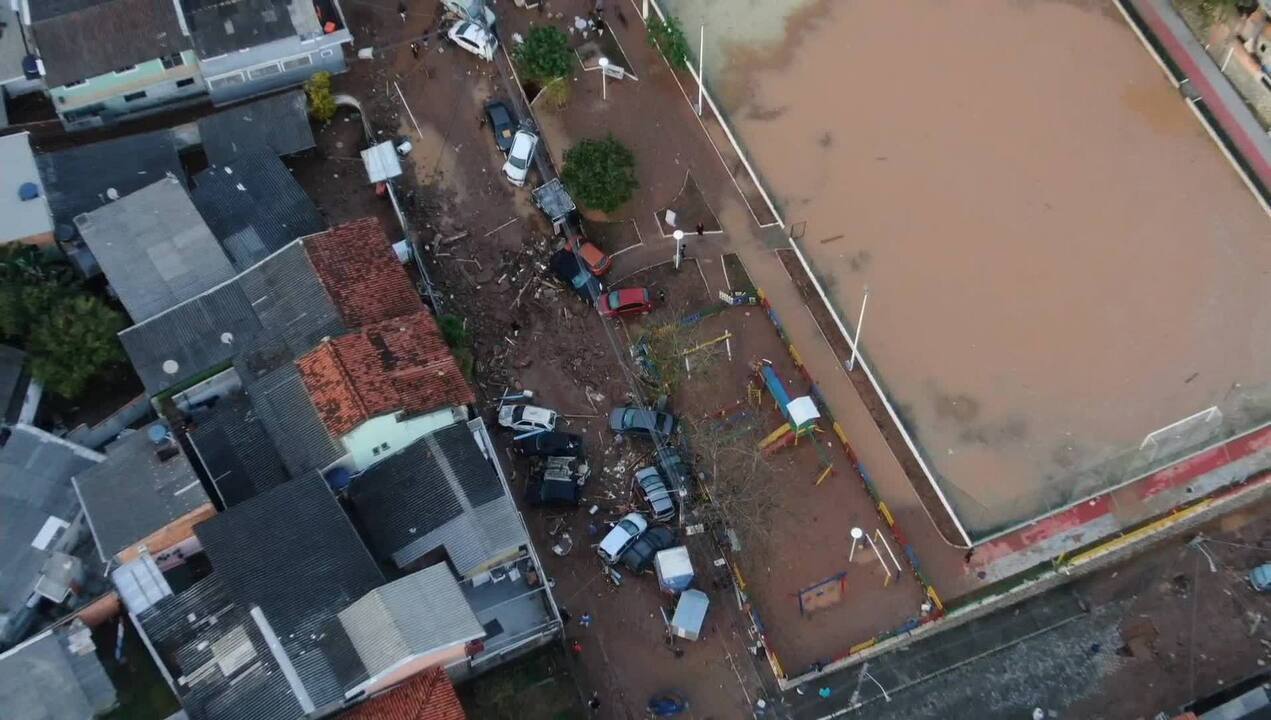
[341,406,467,472]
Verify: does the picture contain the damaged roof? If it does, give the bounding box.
[195,475,385,710]
[197,91,316,166]
[297,311,474,437]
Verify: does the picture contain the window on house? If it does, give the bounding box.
[372,447,381,456]
[114,64,136,74]
[63,103,105,122]
[123,90,147,102]
[320,48,335,58]
[176,78,195,88]
[282,55,313,72]
[62,79,86,88]
[379,442,390,451]
[160,53,185,69]
[208,73,245,89]
[248,63,282,80]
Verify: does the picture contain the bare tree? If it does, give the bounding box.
[680,412,779,557]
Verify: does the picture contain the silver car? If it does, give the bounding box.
[634,466,676,521]
[501,129,538,186]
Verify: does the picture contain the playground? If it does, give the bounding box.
[649,280,932,676]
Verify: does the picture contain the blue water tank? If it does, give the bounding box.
[18,183,40,201]
[325,466,353,491]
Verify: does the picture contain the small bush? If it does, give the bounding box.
[304,71,337,122]
[648,15,691,70]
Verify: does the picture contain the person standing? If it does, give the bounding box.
[398,2,406,21]
[410,41,420,58]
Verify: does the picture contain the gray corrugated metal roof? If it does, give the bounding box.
[243,365,343,480]
[348,421,527,576]
[197,91,316,166]
[337,563,483,682]
[76,177,236,322]
[136,574,305,720]
[0,624,117,720]
[36,129,184,236]
[0,425,103,643]
[191,153,325,270]
[73,423,209,562]
[187,392,291,507]
[32,0,190,87]
[0,133,53,244]
[118,239,344,396]
[195,476,383,710]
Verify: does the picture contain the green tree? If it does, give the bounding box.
[28,294,127,399]
[561,135,639,213]
[1182,0,1243,24]
[647,15,690,70]
[305,71,337,122]
[513,26,573,85]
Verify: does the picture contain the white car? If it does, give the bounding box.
[447,21,497,62]
[501,129,538,186]
[497,403,557,434]
[598,513,649,564]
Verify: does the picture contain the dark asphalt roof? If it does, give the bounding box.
[182,0,298,58]
[0,345,27,424]
[191,153,325,271]
[197,91,316,166]
[0,426,102,640]
[35,129,184,235]
[348,422,510,571]
[32,0,190,87]
[136,574,306,720]
[195,476,384,709]
[118,240,345,396]
[241,364,342,481]
[73,424,209,562]
[187,392,291,507]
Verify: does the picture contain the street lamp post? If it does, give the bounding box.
[673,229,684,269]
[598,57,609,101]
[847,286,869,372]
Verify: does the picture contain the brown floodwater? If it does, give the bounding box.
[664,0,1271,535]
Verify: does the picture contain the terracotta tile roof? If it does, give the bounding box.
[297,311,475,437]
[303,217,424,327]
[339,668,466,720]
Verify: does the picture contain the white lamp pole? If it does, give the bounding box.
[847,286,869,372]
[697,24,705,116]
[673,229,684,269]
[598,57,609,101]
[849,527,863,562]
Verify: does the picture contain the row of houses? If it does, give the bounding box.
[0,93,560,720]
[0,0,351,130]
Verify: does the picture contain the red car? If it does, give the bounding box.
[566,235,612,276]
[599,288,653,317]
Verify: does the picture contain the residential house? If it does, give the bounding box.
[337,667,466,720]
[180,0,352,105]
[186,391,292,507]
[347,419,561,678]
[0,619,117,719]
[73,423,215,566]
[0,132,53,247]
[0,425,104,648]
[29,0,205,131]
[74,176,236,322]
[34,129,185,273]
[126,218,470,500]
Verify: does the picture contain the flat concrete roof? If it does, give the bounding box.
[0,133,53,244]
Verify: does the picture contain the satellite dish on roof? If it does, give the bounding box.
[106,188,120,201]
[162,359,180,375]
[220,332,234,345]
[18,183,40,201]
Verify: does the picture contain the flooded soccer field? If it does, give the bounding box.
[660,0,1271,537]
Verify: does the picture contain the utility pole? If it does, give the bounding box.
[696,24,705,116]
